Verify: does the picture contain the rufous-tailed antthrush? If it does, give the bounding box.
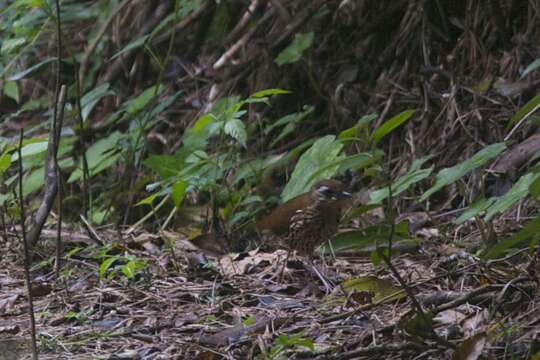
[257,179,351,291]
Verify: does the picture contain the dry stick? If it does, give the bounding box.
[18,129,38,360]
[52,0,65,275]
[379,175,455,350]
[26,86,67,249]
[73,58,90,217]
[53,85,67,274]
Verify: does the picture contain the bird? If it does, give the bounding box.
[256,179,351,291]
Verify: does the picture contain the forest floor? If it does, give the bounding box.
[1,222,538,360]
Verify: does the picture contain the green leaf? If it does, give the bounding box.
[1,37,26,54]
[484,172,540,221]
[171,179,188,207]
[275,32,314,66]
[121,259,146,279]
[521,58,540,78]
[454,198,496,224]
[99,256,119,279]
[0,153,11,175]
[136,193,158,206]
[483,215,540,259]
[81,83,114,121]
[529,176,540,198]
[110,35,149,60]
[369,157,433,204]
[507,95,540,129]
[281,135,343,201]
[6,58,56,80]
[372,109,416,144]
[338,113,377,141]
[3,81,20,103]
[144,154,183,179]
[268,106,314,147]
[308,150,383,183]
[224,119,247,147]
[250,88,290,98]
[68,132,123,183]
[126,84,164,114]
[420,143,506,201]
[11,140,48,161]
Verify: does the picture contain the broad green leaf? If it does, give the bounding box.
[144,154,183,179]
[224,119,247,147]
[0,153,11,175]
[420,143,507,201]
[521,58,540,78]
[483,215,540,259]
[308,150,383,183]
[372,109,416,144]
[369,157,433,204]
[126,84,163,114]
[121,259,146,279]
[3,81,20,103]
[6,58,56,80]
[182,114,214,151]
[339,113,377,141]
[171,179,188,207]
[81,83,114,121]
[529,176,540,198]
[507,95,540,129]
[274,334,315,352]
[484,172,540,221]
[1,37,26,54]
[11,140,48,161]
[99,256,119,279]
[282,135,343,201]
[275,32,314,66]
[22,167,45,197]
[110,35,149,60]
[454,198,496,224]
[68,132,123,183]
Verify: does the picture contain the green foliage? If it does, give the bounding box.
[281,135,343,201]
[371,109,416,144]
[275,32,314,66]
[507,95,540,129]
[98,252,147,281]
[267,333,314,359]
[483,215,540,259]
[369,157,433,204]
[420,143,507,201]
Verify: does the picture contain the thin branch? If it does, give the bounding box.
[18,129,38,360]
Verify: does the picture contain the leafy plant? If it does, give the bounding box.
[266,333,315,360]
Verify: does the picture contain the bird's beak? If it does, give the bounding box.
[337,191,352,200]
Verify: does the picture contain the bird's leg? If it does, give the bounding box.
[306,256,334,293]
[277,250,291,283]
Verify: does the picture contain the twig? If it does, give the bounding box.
[52,0,65,276]
[26,86,67,249]
[18,129,38,360]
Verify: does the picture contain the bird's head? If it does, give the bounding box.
[311,180,352,202]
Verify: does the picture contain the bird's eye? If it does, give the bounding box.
[317,185,331,193]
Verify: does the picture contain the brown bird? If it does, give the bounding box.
[257,179,351,291]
